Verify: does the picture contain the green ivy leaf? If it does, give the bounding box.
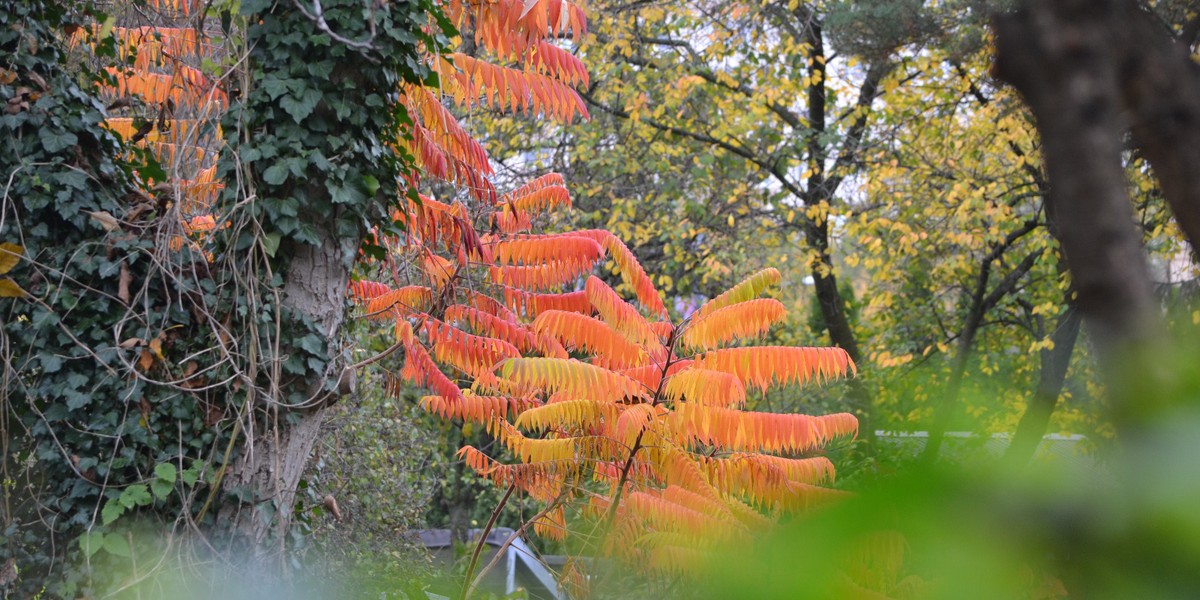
[263,77,290,100]
[279,88,321,122]
[262,231,282,258]
[362,174,380,196]
[181,466,199,487]
[263,164,289,185]
[39,129,78,153]
[151,478,173,500]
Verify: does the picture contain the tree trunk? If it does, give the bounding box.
[1005,303,1082,464]
[218,410,325,566]
[803,19,875,446]
[993,0,1161,356]
[217,226,355,568]
[993,0,1167,425]
[1115,3,1200,253]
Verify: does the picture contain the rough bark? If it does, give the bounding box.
[218,409,326,565]
[994,0,1171,430]
[801,17,879,445]
[993,0,1162,357]
[1115,3,1200,253]
[218,217,356,568]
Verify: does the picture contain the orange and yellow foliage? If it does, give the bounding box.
[94,0,861,582]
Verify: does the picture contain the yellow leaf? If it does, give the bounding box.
[0,243,23,275]
[0,278,25,298]
[149,336,165,360]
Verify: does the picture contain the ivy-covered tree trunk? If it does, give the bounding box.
[210,0,433,568]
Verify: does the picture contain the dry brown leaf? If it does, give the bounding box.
[119,337,146,349]
[118,262,132,304]
[87,211,121,232]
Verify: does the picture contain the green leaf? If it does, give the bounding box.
[154,462,177,485]
[119,484,152,508]
[262,232,282,258]
[263,164,289,185]
[79,531,105,558]
[39,129,78,153]
[362,174,380,196]
[151,478,173,500]
[263,77,290,100]
[280,88,321,122]
[181,466,199,487]
[102,500,125,525]
[102,533,131,558]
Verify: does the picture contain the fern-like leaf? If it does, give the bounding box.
[672,404,858,454]
[695,268,781,318]
[661,367,746,407]
[499,357,648,402]
[533,310,648,368]
[503,287,592,318]
[577,230,667,317]
[424,319,521,378]
[682,298,786,351]
[440,54,588,123]
[352,283,433,321]
[514,398,619,432]
[398,342,463,401]
[585,276,663,352]
[691,346,856,392]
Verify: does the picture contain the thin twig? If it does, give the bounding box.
[460,483,515,600]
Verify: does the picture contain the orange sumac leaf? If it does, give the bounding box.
[503,286,591,318]
[672,404,858,454]
[444,304,540,353]
[682,298,786,351]
[420,394,540,424]
[585,276,662,352]
[515,398,618,432]
[691,346,856,392]
[662,367,746,408]
[399,342,463,401]
[577,230,667,317]
[533,310,647,368]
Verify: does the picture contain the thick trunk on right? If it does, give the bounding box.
[1116,4,1200,253]
[993,0,1161,364]
[994,0,1173,428]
